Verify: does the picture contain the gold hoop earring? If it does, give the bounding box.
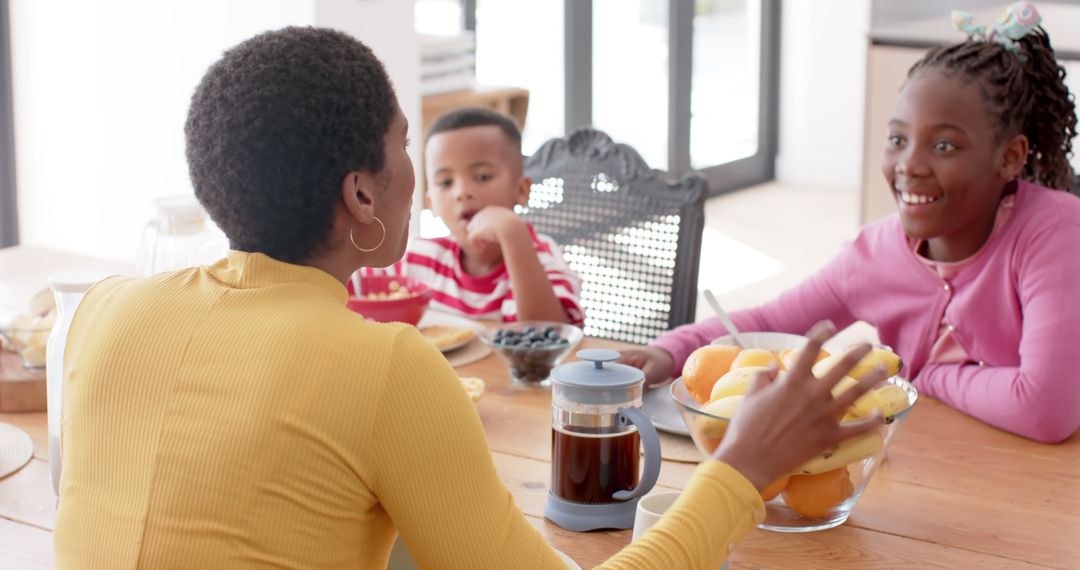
[349,217,386,253]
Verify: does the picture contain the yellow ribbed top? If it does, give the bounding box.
[54,251,762,569]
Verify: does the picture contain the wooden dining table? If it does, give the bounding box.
[1,245,1077,569]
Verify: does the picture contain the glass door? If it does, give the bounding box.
[689,0,778,193]
[589,0,779,195]
[429,0,781,196]
[591,0,670,170]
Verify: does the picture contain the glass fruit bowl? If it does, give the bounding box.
[479,321,583,386]
[0,322,53,369]
[670,334,918,532]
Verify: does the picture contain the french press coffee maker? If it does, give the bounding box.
[545,349,661,531]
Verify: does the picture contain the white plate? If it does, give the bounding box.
[434,333,477,354]
[418,309,485,331]
[417,310,485,353]
[642,382,690,437]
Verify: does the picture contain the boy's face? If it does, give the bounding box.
[425,125,530,241]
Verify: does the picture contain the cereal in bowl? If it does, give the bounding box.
[359,280,412,300]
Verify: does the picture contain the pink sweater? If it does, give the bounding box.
[653,181,1080,443]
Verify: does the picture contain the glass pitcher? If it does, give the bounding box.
[138,196,228,276]
[545,349,661,531]
[46,271,108,497]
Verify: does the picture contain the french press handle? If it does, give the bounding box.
[612,406,661,501]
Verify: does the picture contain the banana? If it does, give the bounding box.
[29,287,56,317]
[811,354,844,378]
[831,376,887,420]
[695,395,742,440]
[874,384,910,418]
[792,430,884,476]
[812,347,903,380]
[850,347,903,379]
[708,366,771,401]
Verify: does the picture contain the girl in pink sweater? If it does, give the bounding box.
[622,5,1080,443]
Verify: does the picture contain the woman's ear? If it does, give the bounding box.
[515,175,532,207]
[999,133,1030,181]
[341,171,377,224]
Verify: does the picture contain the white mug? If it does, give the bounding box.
[632,491,730,570]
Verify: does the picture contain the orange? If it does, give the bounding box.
[699,437,722,456]
[760,476,790,502]
[732,348,784,371]
[683,345,741,404]
[782,467,854,518]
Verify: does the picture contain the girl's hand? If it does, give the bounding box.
[710,321,885,491]
[618,346,676,388]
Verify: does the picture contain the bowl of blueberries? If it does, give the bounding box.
[480,321,584,386]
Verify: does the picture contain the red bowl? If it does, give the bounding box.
[346,275,432,325]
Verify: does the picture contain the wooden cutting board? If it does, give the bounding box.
[0,352,46,413]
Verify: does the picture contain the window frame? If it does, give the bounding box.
[0,0,17,247]
[455,0,782,197]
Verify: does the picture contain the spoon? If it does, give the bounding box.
[703,289,747,348]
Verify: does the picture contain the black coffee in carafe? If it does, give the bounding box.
[551,426,640,504]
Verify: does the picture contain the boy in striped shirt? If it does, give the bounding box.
[355,107,583,325]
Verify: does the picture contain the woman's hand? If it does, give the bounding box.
[618,346,676,388]
[710,321,885,491]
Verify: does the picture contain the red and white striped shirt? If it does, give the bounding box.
[355,225,584,325]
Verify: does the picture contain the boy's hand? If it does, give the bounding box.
[618,347,676,388]
[466,206,526,250]
[471,205,570,323]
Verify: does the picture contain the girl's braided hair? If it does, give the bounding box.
[908,27,1077,190]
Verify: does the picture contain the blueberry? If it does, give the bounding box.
[522,326,536,335]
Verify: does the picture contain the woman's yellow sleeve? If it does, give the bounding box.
[370,327,763,569]
[370,327,568,568]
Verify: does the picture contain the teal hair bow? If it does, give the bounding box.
[952,2,1042,55]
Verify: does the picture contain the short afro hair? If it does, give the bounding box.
[185,26,397,263]
[426,106,522,154]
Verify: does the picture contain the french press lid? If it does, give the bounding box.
[550,349,645,405]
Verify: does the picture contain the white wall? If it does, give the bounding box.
[313,0,424,231]
[11,0,421,262]
[775,0,871,190]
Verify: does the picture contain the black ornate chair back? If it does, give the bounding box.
[521,128,707,344]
